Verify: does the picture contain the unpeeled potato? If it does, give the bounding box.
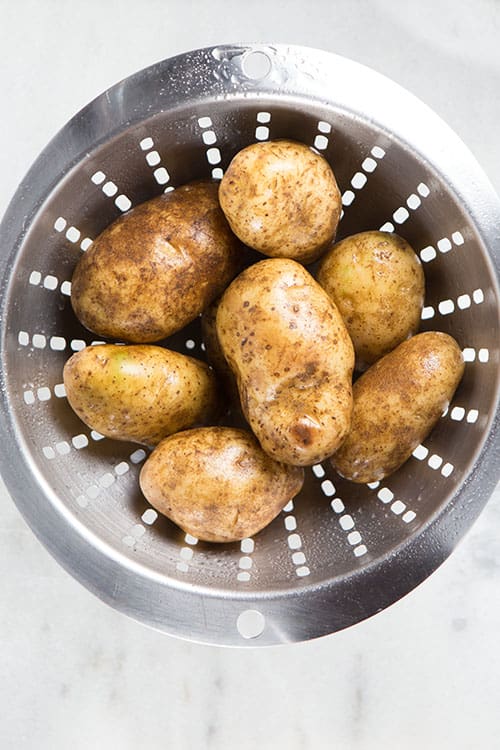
[63,344,219,445]
[71,181,241,343]
[200,298,234,386]
[216,258,354,466]
[317,231,425,370]
[219,140,341,263]
[139,427,304,542]
[330,332,464,483]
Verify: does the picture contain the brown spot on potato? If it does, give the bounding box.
[292,423,313,446]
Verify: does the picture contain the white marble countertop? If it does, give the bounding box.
[1,1,499,747]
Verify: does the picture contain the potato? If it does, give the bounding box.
[71,181,241,343]
[201,297,243,410]
[200,298,233,383]
[63,344,218,445]
[216,258,354,466]
[219,140,341,264]
[317,231,425,369]
[330,332,464,483]
[139,427,304,543]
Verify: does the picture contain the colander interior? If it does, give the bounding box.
[1,45,499,644]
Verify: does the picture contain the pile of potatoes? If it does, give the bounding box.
[64,140,464,543]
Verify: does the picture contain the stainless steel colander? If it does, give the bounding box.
[0,44,499,646]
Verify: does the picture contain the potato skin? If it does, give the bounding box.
[200,298,241,410]
[139,427,304,543]
[71,181,241,343]
[219,140,341,263]
[200,298,233,383]
[330,332,464,483]
[216,259,355,466]
[63,344,218,445]
[317,231,425,369]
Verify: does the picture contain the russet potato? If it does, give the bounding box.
[219,140,341,264]
[317,231,425,369]
[330,332,464,483]
[71,181,241,343]
[63,344,219,445]
[216,258,354,466]
[139,427,304,542]
[200,298,235,387]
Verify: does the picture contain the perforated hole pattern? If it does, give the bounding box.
[1,46,499,644]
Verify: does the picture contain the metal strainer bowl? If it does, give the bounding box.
[1,44,499,646]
